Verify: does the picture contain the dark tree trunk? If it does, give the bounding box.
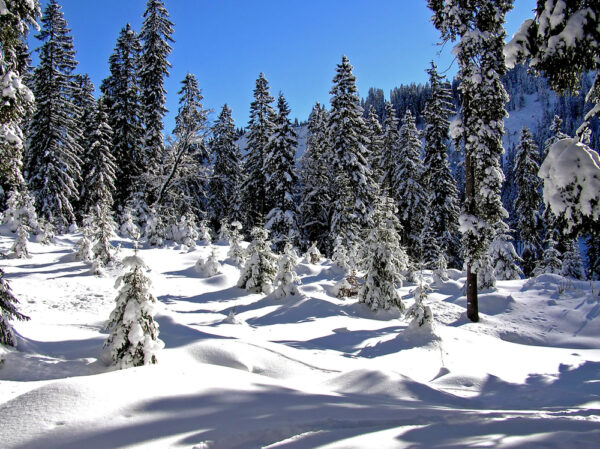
[465,151,479,322]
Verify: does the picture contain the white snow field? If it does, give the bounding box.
[1,230,599,449]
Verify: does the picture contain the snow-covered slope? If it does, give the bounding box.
[1,229,599,448]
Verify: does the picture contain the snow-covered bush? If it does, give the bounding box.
[405,282,433,330]
[489,231,523,281]
[91,203,117,271]
[561,240,586,280]
[119,207,140,240]
[144,207,166,247]
[104,253,163,368]
[334,270,359,298]
[198,219,212,245]
[218,219,231,243]
[331,236,353,272]
[273,242,301,298]
[195,246,221,277]
[0,268,30,347]
[226,221,245,266]
[172,213,199,250]
[303,241,321,264]
[432,253,449,283]
[237,227,278,294]
[74,218,94,262]
[534,230,563,276]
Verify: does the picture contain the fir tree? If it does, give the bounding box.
[264,93,299,251]
[299,102,331,251]
[82,98,116,215]
[226,221,246,266]
[100,24,143,210]
[422,62,460,266]
[365,105,383,180]
[138,0,174,201]
[391,109,427,261]
[534,228,563,276]
[488,225,523,281]
[3,188,38,258]
[0,0,40,197]
[208,104,241,230]
[405,282,434,329]
[561,239,586,280]
[429,0,512,321]
[0,267,30,347]
[513,127,544,276]
[379,101,400,193]
[90,203,117,273]
[104,251,163,368]
[26,0,82,232]
[241,73,275,230]
[237,227,278,294]
[358,196,408,311]
[157,73,209,219]
[328,56,377,251]
[74,216,93,263]
[273,241,301,298]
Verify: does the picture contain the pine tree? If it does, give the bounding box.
[100,23,143,210]
[26,0,82,232]
[422,62,460,266]
[299,102,331,251]
[273,241,301,298]
[3,188,38,258]
[90,203,117,273]
[534,228,563,276]
[488,225,523,281]
[104,251,163,368]
[405,282,434,329]
[138,0,174,202]
[328,56,377,251]
[237,227,278,294]
[208,104,241,230]
[365,105,383,180]
[82,98,116,215]
[513,127,544,276]
[392,109,427,261]
[157,73,209,219]
[241,73,275,230]
[1,267,30,347]
[429,0,512,321]
[74,216,93,262]
[358,196,408,312]
[264,93,299,251]
[379,101,400,193]
[226,221,246,266]
[0,0,40,197]
[561,239,586,280]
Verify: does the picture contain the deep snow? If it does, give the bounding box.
[1,230,599,448]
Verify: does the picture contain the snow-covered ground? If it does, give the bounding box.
[1,229,599,449]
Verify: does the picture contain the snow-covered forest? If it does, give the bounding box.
[1,0,600,447]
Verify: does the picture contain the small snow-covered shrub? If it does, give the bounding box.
[335,270,359,298]
[405,282,433,329]
[198,219,212,245]
[227,221,246,266]
[237,227,278,294]
[273,242,301,298]
[195,246,221,277]
[303,241,321,264]
[104,253,164,368]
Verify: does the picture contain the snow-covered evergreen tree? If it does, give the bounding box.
[488,226,523,281]
[534,229,563,276]
[379,101,400,193]
[513,127,544,276]
[226,221,245,266]
[391,109,427,261]
[422,62,460,266]
[365,105,383,179]
[264,93,299,251]
[172,212,198,250]
[90,203,116,273]
[26,0,82,232]
[207,104,241,230]
[586,229,600,280]
[405,282,433,329]
[328,56,377,251]
[3,188,38,258]
[237,227,278,294]
[241,73,276,230]
[104,251,163,368]
[74,216,93,263]
[138,0,173,202]
[195,246,221,277]
[83,98,116,214]
[144,206,166,247]
[0,0,39,198]
[0,267,30,347]
[561,239,586,280]
[358,196,408,312]
[100,23,143,210]
[299,102,331,251]
[157,73,209,219]
[273,241,301,298]
[429,0,512,321]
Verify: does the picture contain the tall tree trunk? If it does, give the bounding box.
[465,152,479,322]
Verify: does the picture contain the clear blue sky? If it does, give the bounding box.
[32,0,536,132]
